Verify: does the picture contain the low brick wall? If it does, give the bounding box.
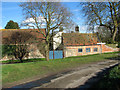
[102,44,119,53]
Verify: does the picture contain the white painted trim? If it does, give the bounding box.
[97,43,106,45]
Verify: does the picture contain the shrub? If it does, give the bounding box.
[2,45,16,57]
[91,65,120,90]
[109,65,120,79]
[118,42,120,48]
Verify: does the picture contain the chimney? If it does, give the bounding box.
[71,31,74,33]
[75,25,79,33]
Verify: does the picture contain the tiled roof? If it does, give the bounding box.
[0,29,46,44]
[63,33,99,46]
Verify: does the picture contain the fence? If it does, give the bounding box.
[49,50,63,59]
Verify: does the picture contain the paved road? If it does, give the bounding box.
[31,60,119,89]
[8,60,119,89]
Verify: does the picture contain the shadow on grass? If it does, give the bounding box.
[105,54,120,61]
[67,63,120,90]
[2,58,46,64]
[8,70,73,89]
[88,64,120,90]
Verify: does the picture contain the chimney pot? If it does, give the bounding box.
[75,25,79,33]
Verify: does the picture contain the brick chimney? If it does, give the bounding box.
[75,25,79,33]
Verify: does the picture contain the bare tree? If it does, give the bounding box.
[80,2,119,42]
[20,2,73,61]
[3,31,34,62]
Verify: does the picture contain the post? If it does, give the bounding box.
[63,50,64,58]
[100,44,102,54]
[53,49,54,59]
[97,43,106,54]
[52,29,54,60]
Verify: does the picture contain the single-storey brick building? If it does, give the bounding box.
[62,33,119,57]
[62,33,100,57]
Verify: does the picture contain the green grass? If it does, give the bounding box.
[2,52,120,85]
[1,58,46,64]
[106,44,118,48]
[91,64,120,90]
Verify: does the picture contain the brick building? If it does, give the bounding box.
[0,28,119,60]
[1,29,46,60]
[62,33,119,57]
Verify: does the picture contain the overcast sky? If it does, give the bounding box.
[1,2,88,33]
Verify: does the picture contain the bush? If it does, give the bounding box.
[2,45,16,57]
[2,45,29,63]
[91,65,120,90]
[3,31,35,62]
[118,42,120,48]
[109,65,120,79]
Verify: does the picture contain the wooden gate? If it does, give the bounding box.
[49,50,63,59]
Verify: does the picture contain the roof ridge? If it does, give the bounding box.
[0,28,46,31]
[63,33,96,34]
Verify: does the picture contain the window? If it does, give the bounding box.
[94,48,98,52]
[78,48,82,52]
[86,48,90,52]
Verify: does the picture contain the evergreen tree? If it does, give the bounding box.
[5,20,20,29]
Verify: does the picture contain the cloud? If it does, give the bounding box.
[0,26,2,29]
[22,16,46,24]
[22,18,35,23]
[79,25,87,32]
[22,16,46,28]
[78,25,100,33]
[22,15,58,28]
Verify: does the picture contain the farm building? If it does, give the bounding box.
[62,33,119,57]
[0,29,46,60]
[0,28,119,60]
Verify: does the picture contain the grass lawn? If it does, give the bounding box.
[1,58,46,64]
[90,64,120,90]
[106,44,118,48]
[2,52,120,86]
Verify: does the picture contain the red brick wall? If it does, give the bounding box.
[101,44,119,53]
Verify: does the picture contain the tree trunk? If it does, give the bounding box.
[112,2,118,43]
[20,58,23,63]
[45,43,49,61]
[112,25,118,42]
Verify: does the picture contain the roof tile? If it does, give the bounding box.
[63,33,99,46]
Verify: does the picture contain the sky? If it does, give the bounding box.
[1,2,88,33]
